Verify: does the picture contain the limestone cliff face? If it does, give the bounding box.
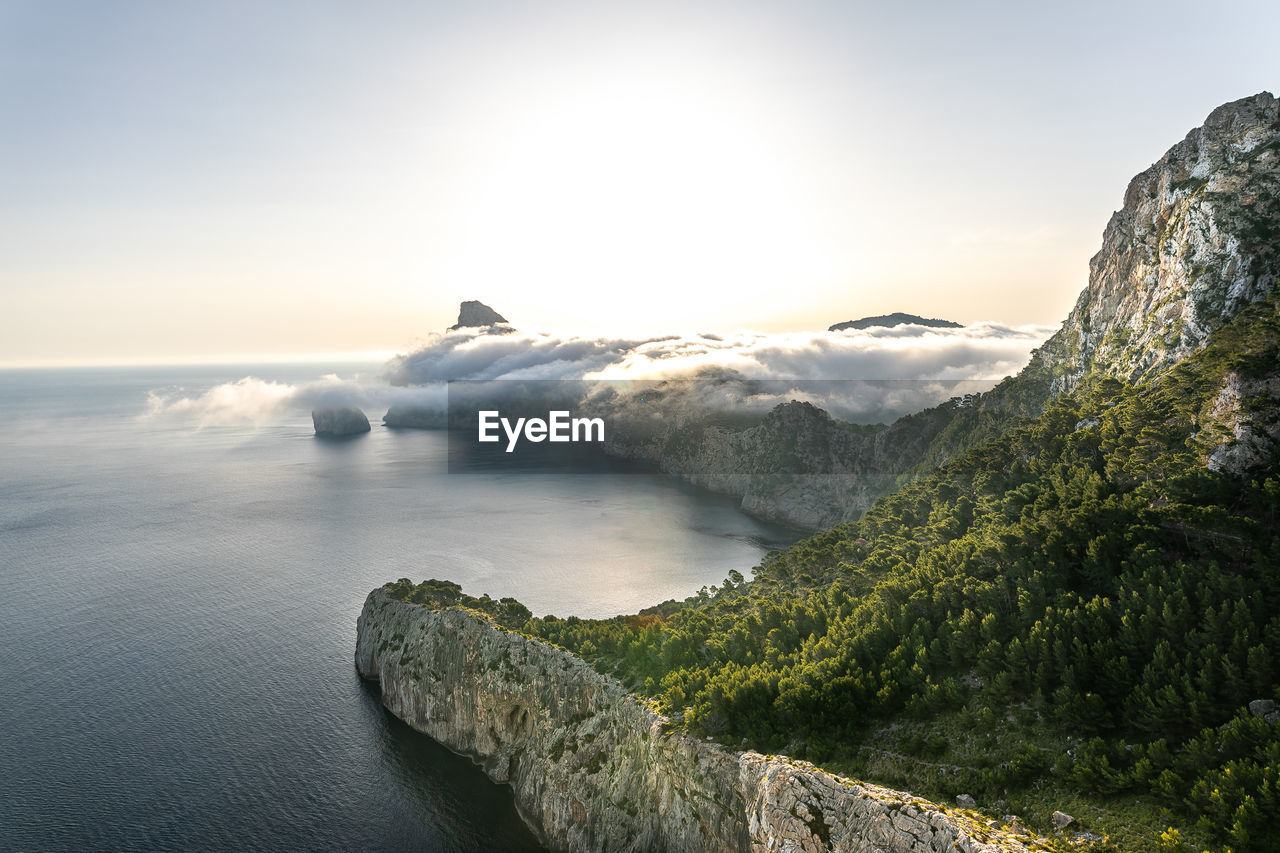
[357,589,1036,853]
[1036,92,1279,393]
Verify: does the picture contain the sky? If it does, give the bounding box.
[1,0,1276,366]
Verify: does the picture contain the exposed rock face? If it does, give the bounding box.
[828,313,962,332]
[1203,372,1280,475]
[1036,92,1279,393]
[311,406,371,436]
[450,300,513,332]
[356,589,1035,853]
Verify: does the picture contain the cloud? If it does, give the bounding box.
[387,322,1056,385]
[144,320,1056,428]
[142,374,444,427]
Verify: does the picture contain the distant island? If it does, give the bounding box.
[828,312,962,331]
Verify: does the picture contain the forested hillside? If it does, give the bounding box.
[384,94,1280,851]
[519,298,1280,851]
[388,294,1280,850]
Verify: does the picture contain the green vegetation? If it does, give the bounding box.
[387,298,1280,851]
[382,577,532,630]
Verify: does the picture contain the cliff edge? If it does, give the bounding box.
[356,588,1039,853]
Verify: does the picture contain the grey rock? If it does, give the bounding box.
[1051,811,1075,830]
[1249,698,1277,717]
[311,407,370,436]
[1035,92,1280,399]
[956,794,978,809]
[1205,376,1280,473]
[356,589,1036,852]
[1266,711,1280,726]
[449,300,513,331]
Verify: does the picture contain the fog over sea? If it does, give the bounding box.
[0,363,797,852]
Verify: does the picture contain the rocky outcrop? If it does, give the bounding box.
[829,313,962,332]
[356,589,1037,853]
[1035,92,1279,392]
[311,406,371,436]
[450,300,514,332]
[1202,372,1280,475]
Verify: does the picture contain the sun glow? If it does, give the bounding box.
[438,62,839,331]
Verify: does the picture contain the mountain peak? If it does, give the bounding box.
[1036,91,1279,392]
[449,300,513,333]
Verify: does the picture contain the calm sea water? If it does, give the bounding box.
[0,364,796,852]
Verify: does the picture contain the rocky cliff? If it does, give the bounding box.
[356,588,1038,853]
[1035,92,1279,392]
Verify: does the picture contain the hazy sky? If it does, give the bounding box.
[1,0,1275,365]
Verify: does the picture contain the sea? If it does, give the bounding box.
[0,363,798,852]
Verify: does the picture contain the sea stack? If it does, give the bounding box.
[312,407,371,436]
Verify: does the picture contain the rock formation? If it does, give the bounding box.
[357,589,1036,853]
[828,313,962,332]
[311,406,371,436]
[449,300,514,332]
[1034,92,1279,392]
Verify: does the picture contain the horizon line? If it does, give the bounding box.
[0,350,400,370]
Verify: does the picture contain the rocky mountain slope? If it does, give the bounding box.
[1034,92,1279,392]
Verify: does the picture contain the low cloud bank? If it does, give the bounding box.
[386,322,1055,385]
[143,321,1056,427]
[142,374,444,428]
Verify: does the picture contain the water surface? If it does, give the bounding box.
[0,365,796,851]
